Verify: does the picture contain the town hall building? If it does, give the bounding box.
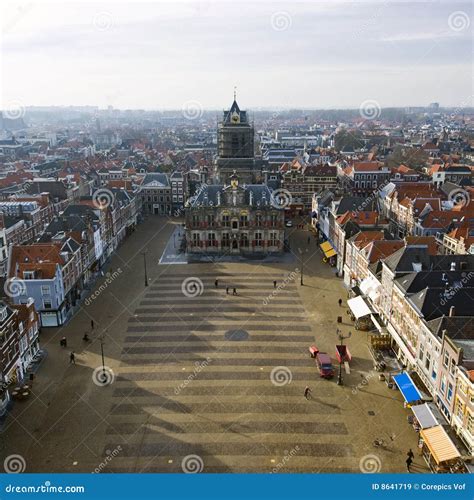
[185,173,284,255]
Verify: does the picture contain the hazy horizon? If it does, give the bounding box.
[1,0,473,111]
[15,104,474,112]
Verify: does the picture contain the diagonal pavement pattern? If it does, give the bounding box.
[104,271,356,472]
[1,219,418,474]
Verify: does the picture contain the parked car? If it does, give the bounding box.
[315,352,334,379]
[285,220,293,227]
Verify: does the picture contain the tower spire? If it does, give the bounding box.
[234,86,237,101]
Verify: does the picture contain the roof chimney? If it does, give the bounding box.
[450,262,456,271]
[449,306,455,317]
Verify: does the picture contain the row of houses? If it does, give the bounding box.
[312,188,474,456]
[0,299,40,416]
[5,187,140,327]
[347,241,474,455]
[0,184,142,416]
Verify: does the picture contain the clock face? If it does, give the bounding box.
[231,112,240,123]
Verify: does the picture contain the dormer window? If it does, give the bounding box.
[23,271,35,280]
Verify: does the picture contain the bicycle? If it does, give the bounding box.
[373,438,386,448]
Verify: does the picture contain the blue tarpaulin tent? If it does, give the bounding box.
[393,372,422,403]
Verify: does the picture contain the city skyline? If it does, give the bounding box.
[1,0,472,110]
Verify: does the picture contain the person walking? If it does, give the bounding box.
[307,236,311,245]
[233,287,237,296]
[273,280,277,289]
[304,386,311,400]
[69,352,76,365]
[215,279,219,288]
[338,298,343,307]
[407,449,414,460]
[406,456,413,472]
[91,319,94,330]
[226,287,229,295]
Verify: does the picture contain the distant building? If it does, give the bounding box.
[186,173,284,255]
[280,161,337,214]
[170,171,188,214]
[139,173,172,215]
[339,161,391,196]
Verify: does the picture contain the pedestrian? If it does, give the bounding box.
[60,337,67,347]
[338,298,343,307]
[226,287,229,295]
[273,280,277,289]
[307,236,310,245]
[69,352,76,365]
[407,449,414,460]
[304,386,311,399]
[233,287,237,295]
[406,456,413,472]
[91,319,94,330]
[215,279,218,288]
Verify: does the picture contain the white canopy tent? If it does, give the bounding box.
[412,403,439,429]
[347,296,373,319]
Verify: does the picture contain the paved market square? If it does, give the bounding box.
[0,217,428,473]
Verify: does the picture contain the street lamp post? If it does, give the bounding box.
[142,251,148,287]
[298,247,308,286]
[337,329,352,386]
[99,332,106,384]
[301,251,304,286]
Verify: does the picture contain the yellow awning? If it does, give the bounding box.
[320,241,332,252]
[420,425,460,464]
[320,241,336,258]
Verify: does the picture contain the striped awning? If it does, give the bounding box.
[420,425,460,464]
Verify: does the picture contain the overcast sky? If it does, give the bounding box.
[1,0,472,110]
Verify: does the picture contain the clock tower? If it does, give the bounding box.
[215,92,257,184]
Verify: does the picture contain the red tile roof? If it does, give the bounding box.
[362,240,404,263]
[420,210,459,229]
[413,198,441,213]
[336,211,383,226]
[405,236,438,255]
[9,244,65,280]
[352,231,385,248]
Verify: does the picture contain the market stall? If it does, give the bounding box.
[392,372,423,406]
[346,296,374,330]
[319,241,337,265]
[419,425,466,473]
[409,403,439,432]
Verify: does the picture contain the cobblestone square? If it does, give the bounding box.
[0,218,427,473]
